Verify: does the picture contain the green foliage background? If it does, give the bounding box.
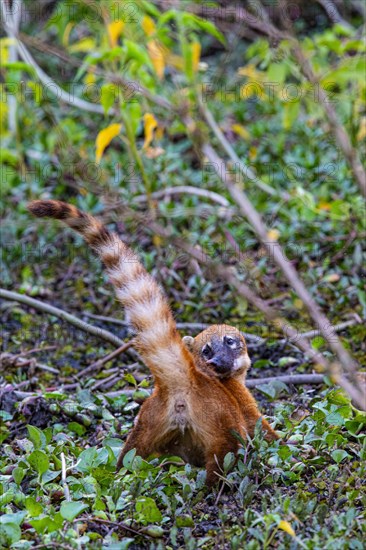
[0,1,365,548]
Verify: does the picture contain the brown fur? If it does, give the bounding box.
[184,326,278,442]
[28,200,278,484]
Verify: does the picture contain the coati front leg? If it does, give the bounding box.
[204,436,240,487]
[116,394,168,470]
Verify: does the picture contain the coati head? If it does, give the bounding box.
[182,324,251,380]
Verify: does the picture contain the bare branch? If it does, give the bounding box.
[77,341,134,378]
[316,0,353,27]
[134,186,230,207]
[196,97,289,199]
[290,43,366,198]
[0,288,125,348]
[246,374,325,387]
[0,352,59,374]
[60,452,71,502]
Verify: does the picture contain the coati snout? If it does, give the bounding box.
[183,324,251,379]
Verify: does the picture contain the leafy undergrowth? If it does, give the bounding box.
[1,1,366,547]
[1,375,365,549]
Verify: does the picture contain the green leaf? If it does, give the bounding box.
[0,523,21,546]
[76,447,97,473]
[331,449,349,463]
[325,412,344,426]
[191,16,226,44]
[143,525,165,537]
[101,83,117,115]
[253,359,270,369]
[12,467,25,485]
[122,448,137,471]
[278,445,292,460]
[2,61,36,75]
[124,373,137,386]
[124,40,153,68]
[0,512,26,526]
[176,514,194,528]
[135,497,162,524]
[278,357,298,367]
[67,422,86,436]
[28,450,49,475]
[60,501,88,521]
[267,62,287,84]
[29,514,62,534]
[124,102,142,136]
[223,452,236,472]
[25,496,43,517]
[283,101,300,130]
[27,425,46,449]
[326,389,350,405]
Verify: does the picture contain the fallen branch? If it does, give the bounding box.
[299,318,362,340]
[91,372,121,391]
[134,185,230,207]
[77,517,152,540]
[0,288,125,348]
[77,341,134,378]
[246,374,325,388]
[105,374,327,397]
[0,352,59,375]
[83,314,265,343]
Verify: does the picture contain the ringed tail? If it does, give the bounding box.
[27,200,194,387]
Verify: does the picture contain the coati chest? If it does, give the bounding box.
[157,393,206,465]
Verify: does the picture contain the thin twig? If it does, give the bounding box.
[134,185,230,207]
[246,374,325,387]
[77,516,152,539]
[83,312,128,325]
[0,288,124,348]
[196,96,289,200]
[299,318,362,339]
[83,315,265,343]
[77,341,134,378]
[0,352,59,374]
[60,452,71,502]
[10,346,57,359]
[91,373,121,391]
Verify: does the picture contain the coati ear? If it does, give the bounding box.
[182,335,195,350]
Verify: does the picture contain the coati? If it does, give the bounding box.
[28,200,278,485]
[182,326,279,442]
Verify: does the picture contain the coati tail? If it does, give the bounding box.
[28,200,194,387]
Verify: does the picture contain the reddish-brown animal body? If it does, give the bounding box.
[28,200,277,485]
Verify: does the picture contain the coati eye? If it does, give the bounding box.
[202,344,212,357]
[225,336,236,348]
